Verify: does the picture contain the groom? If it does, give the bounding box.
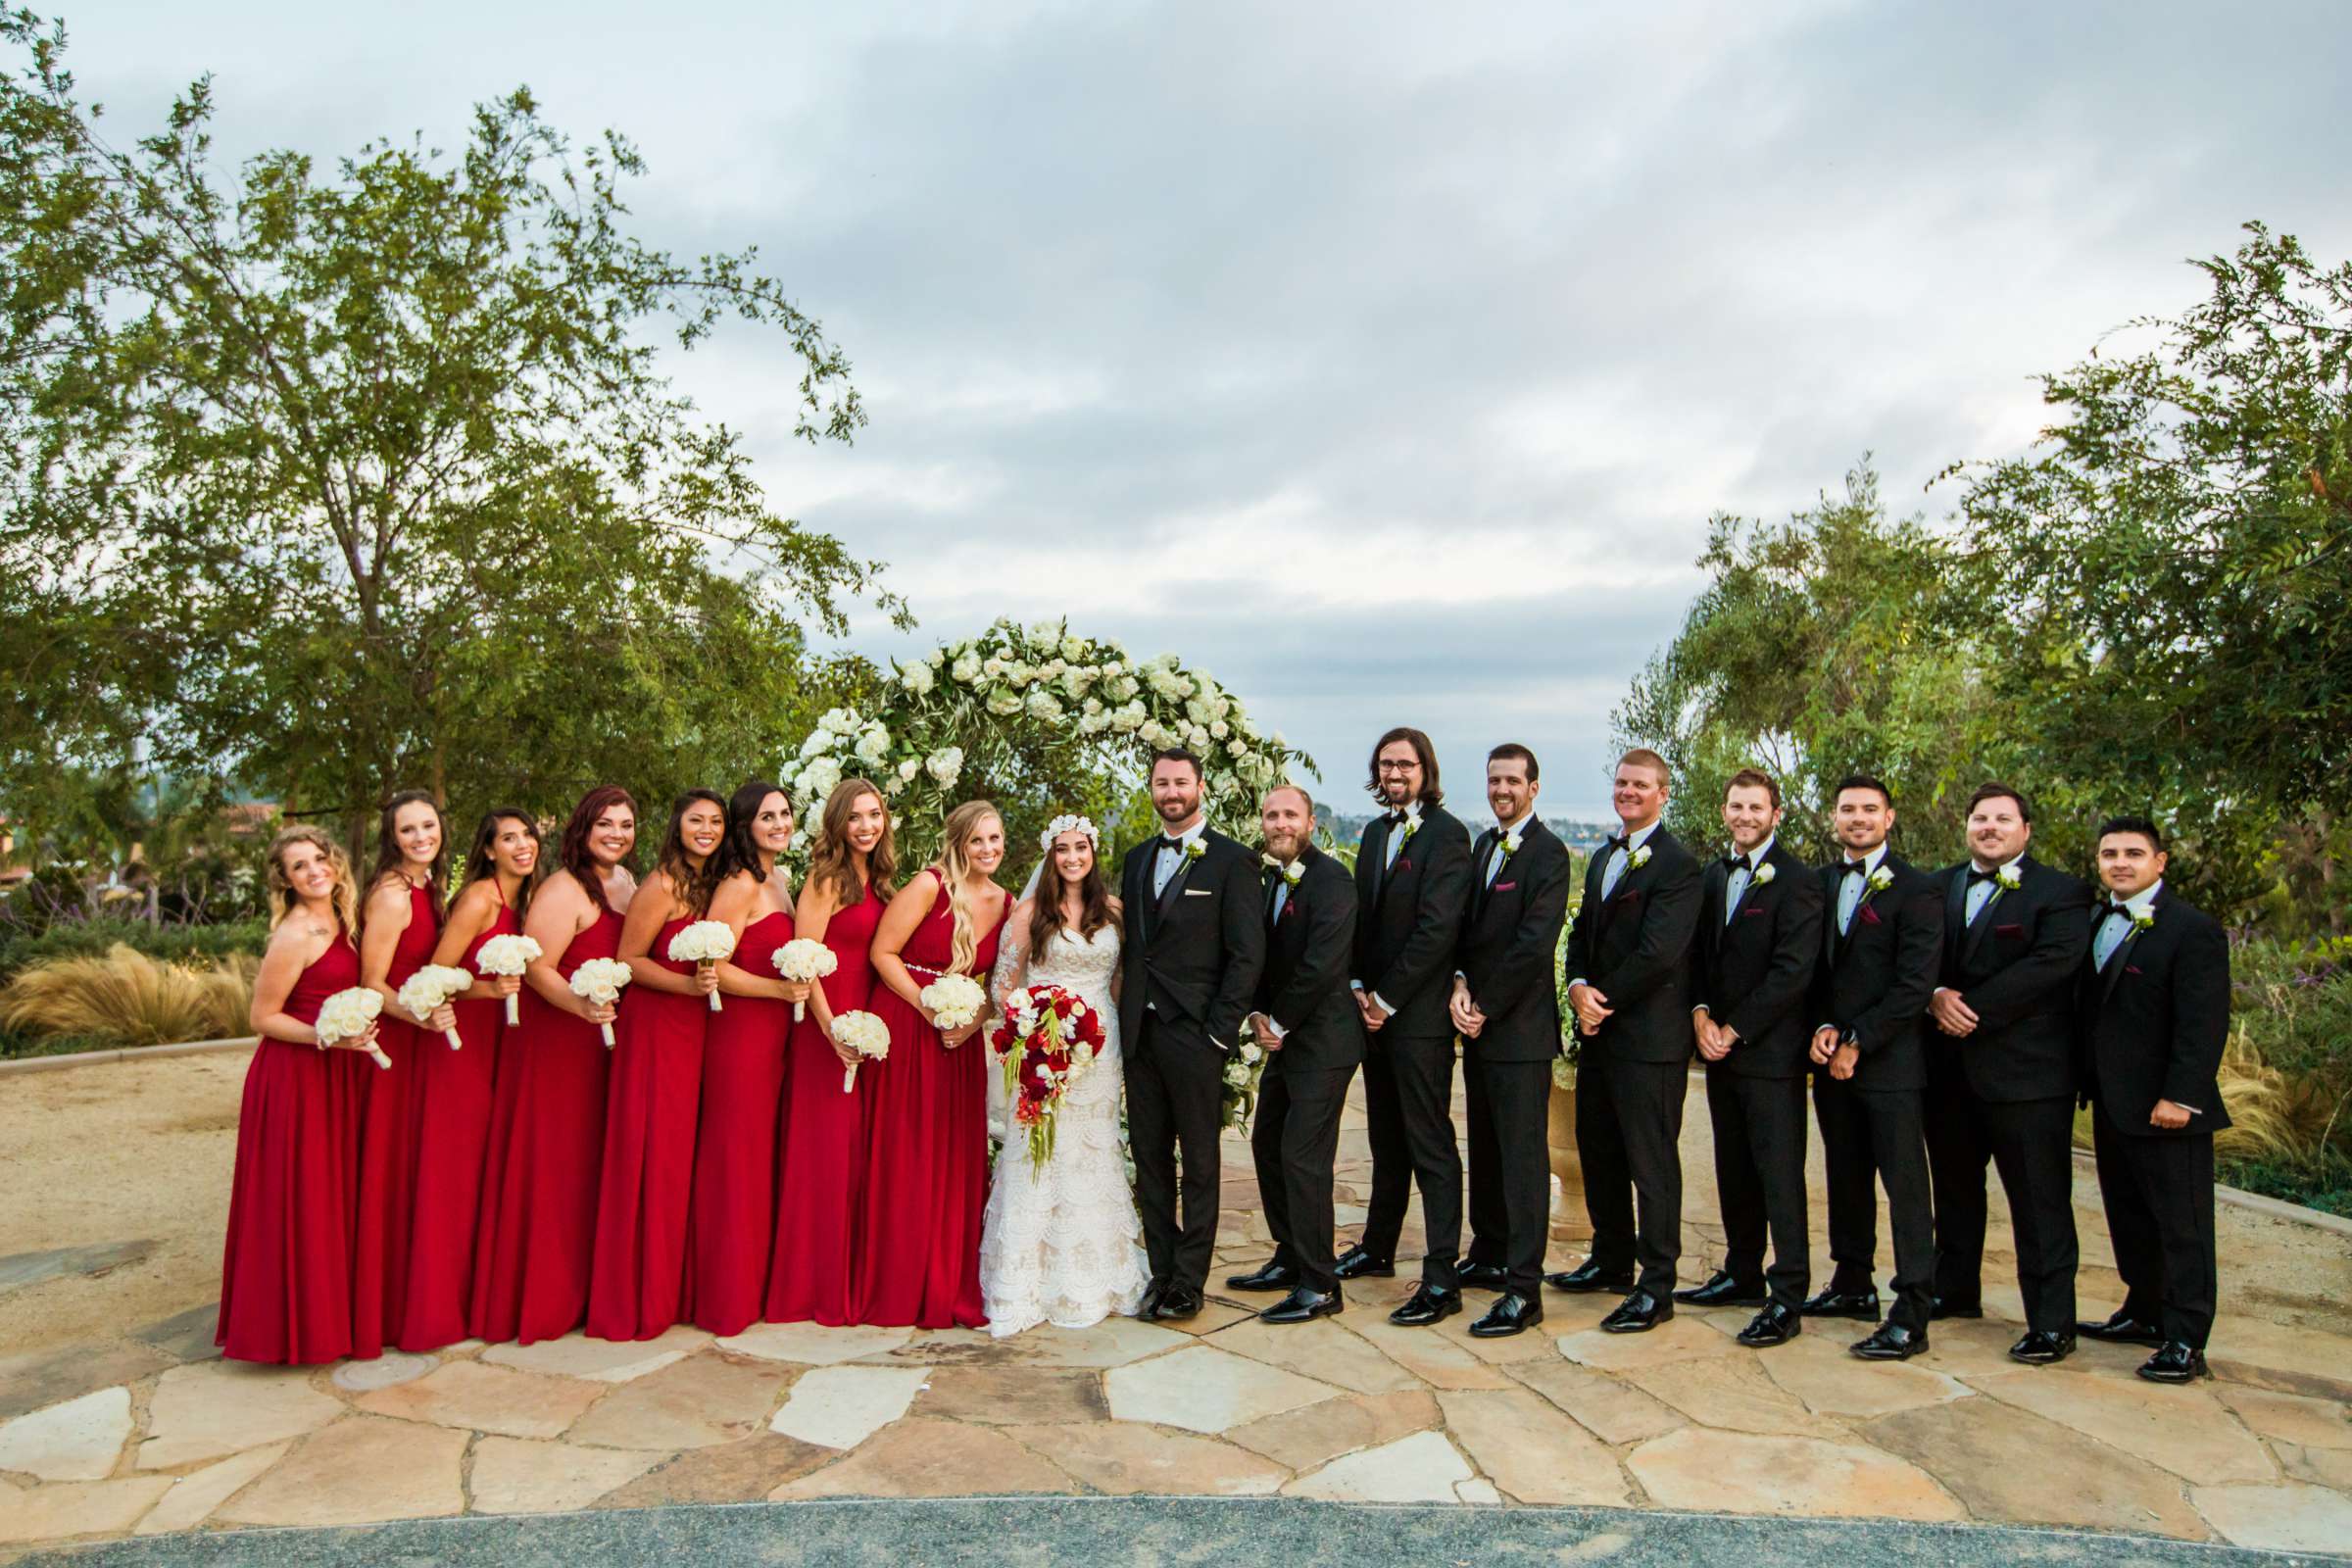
[1120,747,1268,1321]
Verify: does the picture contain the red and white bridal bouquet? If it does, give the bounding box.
[991,984,1106,1171]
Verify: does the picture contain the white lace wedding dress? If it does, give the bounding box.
[980,919,1149,1337]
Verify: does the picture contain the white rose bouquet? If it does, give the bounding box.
[473,933,543,1025]
[832,1009,891,1092]
[774,938,838,1021]
[667,920,738,1011]
[315,986,391,1069]
[919,973,987,1041]
[568,956,633,1047]
[395,963,474,1050]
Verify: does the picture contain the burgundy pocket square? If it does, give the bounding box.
[1994,923,2025,937]
[2125,964,2142,975]
[1861,905,1882,925]
[1494,881,1518,891]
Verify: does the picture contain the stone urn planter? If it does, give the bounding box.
[1547,1069,1592,1242]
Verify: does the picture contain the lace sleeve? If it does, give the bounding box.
[984,909,1030,1145]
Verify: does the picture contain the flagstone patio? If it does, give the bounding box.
[3,1049,2349,1560]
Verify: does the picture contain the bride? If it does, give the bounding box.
[980,813,1150,1336]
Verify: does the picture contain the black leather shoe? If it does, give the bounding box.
[2077,1309,2164,1347]
[2008,1328,2076,1365]
[1455,1261,1509,1292]
[1224,1259,1298,1293]
[1259,1286,1343,1325]
[1545,1258,1635,1295]
[1675,1270,1767,1308]
[1470,1292,1544,1338]
[1388,1284,1462,1327]
[1799,1286,1881,1320]
[2136,1341,2211,1384]
[1332,1245,1396,1281]
[1599,1290,1672,1334]
[1149,1285,1202,1321]
[1135,1282,1165,1320]
[1850,1321,1929,1360]
[1737,1302,1801,1348]
[1931,1295,1984,1321]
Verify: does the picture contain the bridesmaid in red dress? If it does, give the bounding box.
[394,808,541,1349]
[766,778,899,1325]
[588,789,725,1341]
[854,799,1008,1328]
[219,827,375,1364]
[686,781,811,1334]
[352,790,451,1359]
[469,787,637,1345]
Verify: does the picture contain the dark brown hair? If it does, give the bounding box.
[559,785,639,915]
[2098,813,2164,852]
[807,777,899,909]
[1028,825,1115,959]
[1150,746,1203,779]
[1487,743,1540,782]
[459,808,543,925]
[367,789,450,920]
[1724,767,1782,809]
[653,789,728,921]
[1366,726,1444,808]
[1835,772,1893,808]
[1967,781,2032,823]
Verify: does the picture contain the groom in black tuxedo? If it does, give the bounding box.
[1119,747,1268,1322]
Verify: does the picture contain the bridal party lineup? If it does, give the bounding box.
[218,729,2231,1394]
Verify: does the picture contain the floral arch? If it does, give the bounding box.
[778,617,1310,873]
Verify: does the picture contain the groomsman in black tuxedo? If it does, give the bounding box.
[1554,749,1703,1334]
[1450,744,1573,1337]
[1225,786,1368,1324]
[1926,783,2095,1364]
[2076,816,2232,1384]
[1683,768,1823,1348]
[1345,727,1475,1324]
[1119,748,1268,1322]
[1804,774,1944,1359]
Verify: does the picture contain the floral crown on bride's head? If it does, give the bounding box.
[1040,813,1100,851]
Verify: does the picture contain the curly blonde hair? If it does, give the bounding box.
[265,825,360,937]
[936,800,1004,976]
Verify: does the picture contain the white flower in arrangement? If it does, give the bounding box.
[819,707,861,737]
[474,932,543,1026]
[926,648,947,668]
[1270,729,1288,748]
[315,986,391,1068]
[1227,739,1247,759]
[1025,690,1064,723]
[774,938,838,1022]
[1112,675,1141,701]
[1078,710,1109,735]
[801,758,843,804]
[1207,694,1232,723]
[568,956,633,1047]
[982,655,1005,679]
[1138,719,1169,748]
[1223,1057,1250,1089]
[926,746,963,786]
[1238,1040,1263,1064]
[1100,659,1125,678]
[832,1008,891,1092]
[1187,724,1211,750]
[799,728,832,760]
[1185,696,1210,726]
[986,686,1023,716]
[901,662,935,697]
[897,758,921,783]
[855,725,892,764]
[883,774,906,798]
[951,651,984,684]
[921,973,988,1036]
[1038,659,1065,682]
[1110,703,1147,732]
[1210,719,1229,740]
[1081,697,1104,717]
[396,963,475,1050]
[667,920,738,1012]
[1027,619,1061,652]
[1059,635,1087,662]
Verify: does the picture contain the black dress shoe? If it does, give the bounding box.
[1388,1284,1462,1327]
[1674,1270,1767,1308]
[1931,1295,1984,1321]
[1599,1290,1672,1334]
[2076,1309,2164,1347]
[2008,1328,2076,1365]
[1850,1321,1929,1360]
[2136,1341,2211,1384]
[1545,1258,1636,1295]
[1149,1285,1203,1321]
[1455,1261,1509,1292]
[1470,1292,1544,1338]
[1332,1245,1396,1281]
[1799,1286,1882,1320]
[1136,1281,1165,1319]
[1259,1286,1343,1324]
[1737,1302,1801,1348]
[1224,1259,1299,1293]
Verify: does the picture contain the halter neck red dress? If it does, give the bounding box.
[685,903,794,1334]
[588,914,708,1340]
[353,878,441,1358]
[217,929,364,1364]
[765,882,882,1325]
[467,902,619,1345]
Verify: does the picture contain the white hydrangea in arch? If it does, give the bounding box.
[777,617,1311,873]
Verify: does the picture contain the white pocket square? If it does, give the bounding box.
[1183,888,1213,897]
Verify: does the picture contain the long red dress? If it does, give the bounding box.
[685,907,794,1334]
[391,891,514,1349]
[467,906,619,1345]
[217,931,365,1364]
[852,873,1003,1329]
[352,880,440,1359]
[588,915,707,1341]
[765,886,882,1325]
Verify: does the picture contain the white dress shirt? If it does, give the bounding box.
[1835,840,1891,937]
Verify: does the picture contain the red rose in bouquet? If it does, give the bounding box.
[991,983,1107,1172]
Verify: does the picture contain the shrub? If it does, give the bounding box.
[0,944,258,1049]
[0,917,269,983]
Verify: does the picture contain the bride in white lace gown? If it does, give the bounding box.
[980,815,1149,1337]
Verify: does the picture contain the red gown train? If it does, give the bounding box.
[352,881,441,1358]
[587,916,707,1341]
[685,907,794,1335]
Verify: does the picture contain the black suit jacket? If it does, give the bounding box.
[1563,824,1702,1065]
[1118,827,1267,1053]
[1809,851,1943,1095]
[2078,887,2232,1137]
[1352,803,1474,1037]
[1256,845,1368,1075]
[1690,838,1823,1079]
[1933,856,2095,1102]
[1455,819,1573,1063]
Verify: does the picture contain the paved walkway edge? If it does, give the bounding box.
[0,1037,256,1077]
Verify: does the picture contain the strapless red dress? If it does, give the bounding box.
[353,880,441,1358]
[588,915,707,1340]
[686,906,794,1335]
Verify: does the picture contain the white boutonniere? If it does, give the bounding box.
[1184,839,1206,864]
[1628,844,1652,871]
[1396,802,1422,846]
[1751,861,1777,887]
[2129,906,2156,935]
[1865,866,1894,896]
[1260,853,1303,886]
[1494,826,1523,862]
[1994,864,2023,893]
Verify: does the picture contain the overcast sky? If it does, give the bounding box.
[73,1,2352,816]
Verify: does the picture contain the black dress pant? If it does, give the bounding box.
[1123,1012,1228,1293]
[1355,1029,1463,1288]
[2092,1111,2218,1348]
[1812,1073,1934,1330]
[1924,1074,2081,1333]
[1576,1052,1687,1298]
[1461,1054,1551,1296]
[1703,1067,1810,1309]
[1251,1059,1351,1295]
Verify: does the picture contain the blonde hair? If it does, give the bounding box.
[265,825,360,938]
[936,799,1003,976]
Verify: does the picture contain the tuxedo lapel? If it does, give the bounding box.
[2097,889,2157,1008]
[1943,868,1971,971]
[1470,830,1501,920]
[1367,815,1396,910]
[1704,860,1730,960]
[1154,842,1198,929]
[1960,871,2006,966]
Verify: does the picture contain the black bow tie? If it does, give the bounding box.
[1840,859,1870,877]
[1388,809,1409,826]
[2105,901,2133,917]
[1725,854,1752,872]
[1967,867,1997,886]
[1160,837,1187,853]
